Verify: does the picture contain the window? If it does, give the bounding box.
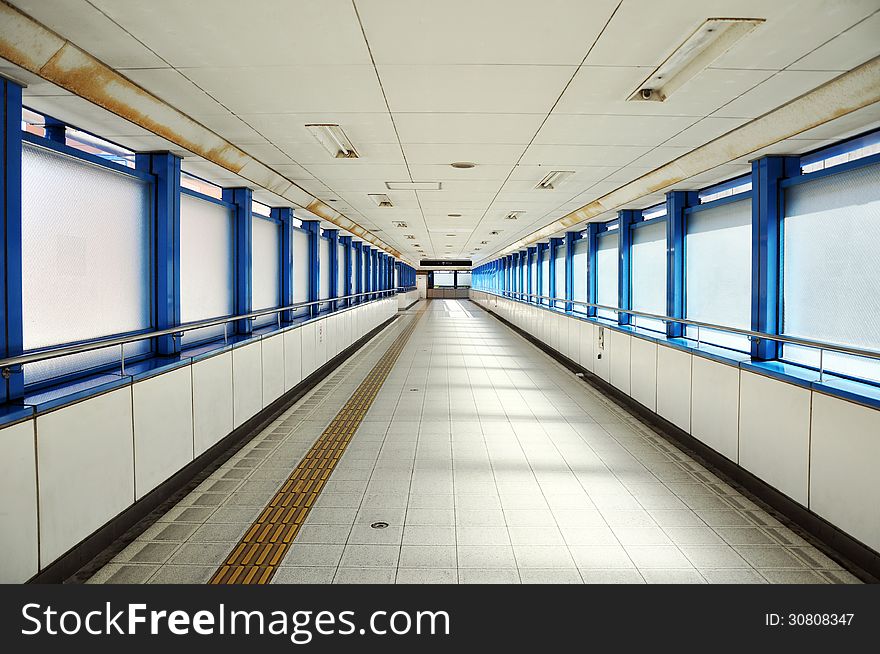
[631,220,667,332]
[529,256,537,300]
[685,198,751,350]
[292,228,310,317]
[572,238,588,312]
[596,232,618,321]
[21,141,152,384]
[350,248,357,294]
[554,244,566,309]
[180,191,235,344]
[457,271,472,288]
[337,241,346,298]
[434,271,455,287]
[252,216,281,328]
[540,249,550,305]
[319,237,331,309]
[782,162,880,382]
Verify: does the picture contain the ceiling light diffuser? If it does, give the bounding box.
[536,170,574,190]
[304,124,359,158]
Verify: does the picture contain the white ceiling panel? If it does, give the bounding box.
[554,66,686,116]
[403,143,526,165]
[713,70,845,119]
[191,113,267,143]
[790,10,880,71]
[280,141,406,165]
[303,164,410,181]
[120,68,229,117]
[8,0,167,68]
[356,0,617,65]
[393,113,543,144]
[627,146,692,169]
[379,65,575,114]
[90,0,371,67]
[240,142,295,166]
[663,117,750,147]
[534,114,700,146]
[520,144,649,167]
[23,95,155,138]
[181,66,386,115]
[408,164,514,182]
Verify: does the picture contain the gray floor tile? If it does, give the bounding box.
[340,544,401,568]
[148,565,215,584]
[458,568,521,584]
[519,568,583,584]
[396,568,458,584]
[334,567,397,584]
[640,569,707,584]
[579,569,645,584]
[272,567,337,584]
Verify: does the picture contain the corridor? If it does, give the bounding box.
[86,300,858,585]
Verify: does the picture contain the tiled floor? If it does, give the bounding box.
[88,299,860,584]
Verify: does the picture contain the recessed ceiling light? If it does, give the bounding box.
[480,240,489,245]
[445,234,456,237]
[385,181,441,191]
[368,193,393,207]
[447,213,462,218]
[304,124,359,159]
[392,221,408,228]
[536,170,574,190]
[405,234,416,239]
[489,230,502,236]
[450,162,476,169]
[505,211,525,220]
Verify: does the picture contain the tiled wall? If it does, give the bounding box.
[470,291,880,557]
[0,298,398,583]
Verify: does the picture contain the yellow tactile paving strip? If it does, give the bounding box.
[209,308,424,585]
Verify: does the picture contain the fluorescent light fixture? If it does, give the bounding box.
[385,181,442,191]
[392,221,408,228]
[368,193,393,207]
[536,170,574,190]
[304,124,359,158]
[629,18,763,102]
[505,210,525,220]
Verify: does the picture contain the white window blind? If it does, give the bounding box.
[572,239,588,312]
[292,228,310,317]
[596,232,618,321]
[252,216,281,327]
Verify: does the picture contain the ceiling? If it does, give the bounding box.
[3,0,880,265]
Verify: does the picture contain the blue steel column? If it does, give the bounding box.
[223,187,253,335]
[274,207,294,322]
[526,246,536,301]
[665,190,698,338]
[363,245,372,300]
[301,220,321,318]
[617,209,637,326]
[371,249,378,298]
[136,151,182,355]
[751,156,799,360]
[1,78,23,401]
[340,235,352,306]
[586,223,600,318]
[511,252,519,298]
[564,232,576,313]
[536,242,548,305]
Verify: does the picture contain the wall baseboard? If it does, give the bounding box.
[30,314,399,584]
[473,299,880,584]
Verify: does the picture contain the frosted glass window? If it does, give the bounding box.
[362,254,369,292]
[292,228,309,317]
[434,271,455,287]
[180,192,235,344]
[350,250,357,293]
[252,216,281,328]
[596,232,618,321]
[685,198,751,351]
[457,272,472,287]
[394,265,399,288]
[529,258,537,300]
[319,238,331,312]
[631,220,667,333]
[782,163,880,382]
[554,245,566,309]
[21,142,152,384]
[337,243,346,297]
[540,251,550,305]
[572,239,588,312]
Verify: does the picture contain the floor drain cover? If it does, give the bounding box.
[370,521,389,529]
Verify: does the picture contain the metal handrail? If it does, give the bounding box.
[475,289,880,378]
[0,290,397,374]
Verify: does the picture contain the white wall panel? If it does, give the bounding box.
[0,420,38,583]
[301,322,317,378]
[232,342,263,428]
[342,309,352,350]
[656,346,691,432]
[37,388,134,565]
[809,393,880,552]
[261,333,285,407]
[629,337,657,411]
[609,330,631,394]
[739,371,811,505]
[593,325,611,382]
[566,318,579,361]
[578,321,594,372]
[133,367,194,499]
[690,357,740,462]
[283,327,303,392]
[315,318,328,367]
[192,352,234,457]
